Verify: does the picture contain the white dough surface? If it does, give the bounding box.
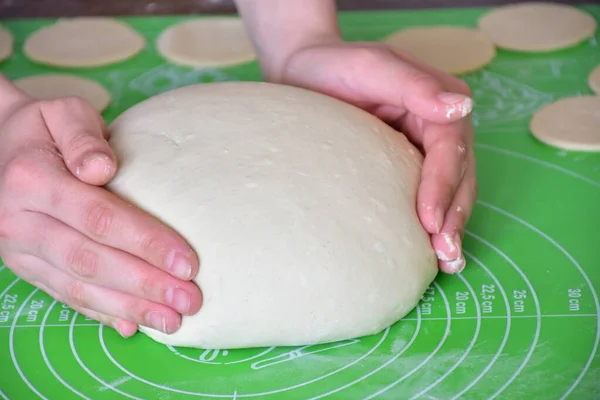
[107,82,438,349]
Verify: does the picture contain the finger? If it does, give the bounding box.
[40,97,116,186]
[32,169,199,282]
[351,48,474,124]
[39,265,181,334]
[432,160,477,274]
[21,212,201,316]
[417,121,471,235]
[70,304,138,338]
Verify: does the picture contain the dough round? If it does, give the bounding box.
[478,3,597,52]
[15,74,111,111]
[156,17,256,68]
[589,65,600,95]
[0,25,13,63]
[24,17,145,68]
[107,82,438,349]
[530,96,600,152]
[383,26,496,75]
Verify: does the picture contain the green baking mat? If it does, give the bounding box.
[1,5,599,399]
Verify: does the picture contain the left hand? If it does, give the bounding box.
[275,40,476,274]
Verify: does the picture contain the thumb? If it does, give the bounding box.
[40,97,117,186]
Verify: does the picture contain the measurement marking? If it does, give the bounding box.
[364,282,452,399]
[40,301,92,399]
[467,230,542,400]
[410,273,482,399]
[10,288,48,400]
[401,314,597,321]
[452,251,512,400]
[0,323,101,329]
[477,201,600,400]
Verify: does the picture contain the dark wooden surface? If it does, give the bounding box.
[0,0,590,19]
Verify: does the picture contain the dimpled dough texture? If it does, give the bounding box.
[107,82,438,349]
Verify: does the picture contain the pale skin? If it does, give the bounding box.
[0,0,476,337]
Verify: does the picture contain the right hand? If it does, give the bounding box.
[0,78,202,337]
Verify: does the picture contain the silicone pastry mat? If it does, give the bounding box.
[0,5,599,399]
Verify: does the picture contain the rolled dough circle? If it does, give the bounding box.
[24,17,145,68]
[107,82,438,349]
[530,96,600,152]
[383,26,496,75]
[15,74,111,111]
[478,3,597,52]
[0,25,13,63]
[156,18,256,68]
[589,65,600,95]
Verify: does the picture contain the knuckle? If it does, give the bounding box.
[136,270,157,299]
[2,156,41,194]
[66,245,100,279]
[66,131,99,155]
[407,70,440,91]
[138,232,169,262]
[65,280,87,309]
[82,200,114,238]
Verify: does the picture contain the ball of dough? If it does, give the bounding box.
[383,26,496,75]
[24,17,145,68]
[589,65,600,95]
[156,18,256,68]
[530,96,600,152]
[107,82,438,349]
[14,74,111,112]
[478,3,597,52]
[0,25,13,63]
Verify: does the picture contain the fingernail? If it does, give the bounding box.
[147,311,170,334]
[434,206,444,234]
[166,287,191,314]
[446,256,466,274]
[114,322,128,338]
[81,152,113,177]
[437,92,474,119]
[166,250,192,280]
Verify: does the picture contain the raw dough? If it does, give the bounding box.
[107,82,438,349]
[24,17,145,68]
[530,96,600,152]
[589,65,600,95]
[0,25,12,63]
[156,17,256,68]
[478,3,597,52]
[383,26,496,75]
[15,74,111,111]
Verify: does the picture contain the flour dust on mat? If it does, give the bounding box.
[0,25,12,63]
[383,26,496,75]
[478,2,597,52]
[14,74,111,111]
[589,65,600,95]
[530,96,600,152]
[107,82,438,349]
[156,17,256,68]
[24,17,145,68]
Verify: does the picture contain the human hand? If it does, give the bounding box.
[276,41,476,274]
[0,77,202,337]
